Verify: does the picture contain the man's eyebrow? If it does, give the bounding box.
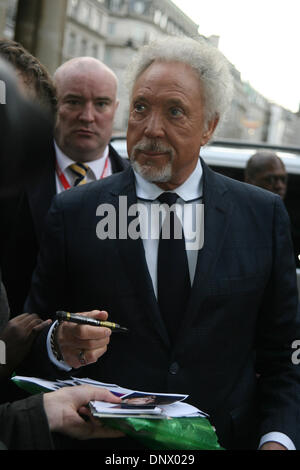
[62,94,113,102]
[132,95,186,106]
[94,96,113,102]
[165,98,186,107]
[62,93,82,100]
[132,94,148,102]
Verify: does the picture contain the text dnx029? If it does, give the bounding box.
[96,196,204,251]
[0,80,6,104]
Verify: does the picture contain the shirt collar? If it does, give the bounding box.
[134,158,203,202]
[54,140,109,179]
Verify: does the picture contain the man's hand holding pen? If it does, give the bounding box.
[56,310,112,369]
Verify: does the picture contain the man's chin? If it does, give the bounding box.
[131,160,172,183]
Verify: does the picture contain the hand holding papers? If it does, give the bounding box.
[12,375,222,450]
[12,375,208,418]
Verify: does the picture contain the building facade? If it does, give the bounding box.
[1,0,300,145]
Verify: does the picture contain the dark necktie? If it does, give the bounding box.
[69,162,89,186]
[157,192,191,343]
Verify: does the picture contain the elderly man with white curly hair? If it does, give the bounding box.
[23,36,300,451]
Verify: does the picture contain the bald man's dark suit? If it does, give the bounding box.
[23,160,300,450]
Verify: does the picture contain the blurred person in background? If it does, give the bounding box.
[0,40,57,316]
[0,38,57,117]
[0,57,54,403]
[245,150,287,199]
[245,150,300,267]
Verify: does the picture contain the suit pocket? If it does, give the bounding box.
[208,274,267,296]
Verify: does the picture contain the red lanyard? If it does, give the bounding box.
[56,156,109,190]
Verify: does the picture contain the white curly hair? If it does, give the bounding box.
[125,35,233,126]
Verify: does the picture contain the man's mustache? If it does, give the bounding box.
[132,139,174,155]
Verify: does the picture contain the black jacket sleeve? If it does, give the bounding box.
[0,393,54,450]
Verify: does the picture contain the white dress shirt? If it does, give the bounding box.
[54,141,112,193]
[134,158,204,297]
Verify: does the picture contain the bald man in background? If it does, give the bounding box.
[1,57,128,316]
[53,57,128,189]
[245,150,300,267]
[245,150,287,199]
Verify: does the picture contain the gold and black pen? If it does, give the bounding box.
[56,311,129,333]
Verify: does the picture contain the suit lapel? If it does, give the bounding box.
[109,144,130,173]
[107,168,171,347]
[182,160,234,330]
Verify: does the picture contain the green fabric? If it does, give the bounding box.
[12,376,224,450]
[103,417,224,450]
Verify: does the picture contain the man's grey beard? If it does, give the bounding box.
[130,139,174,183]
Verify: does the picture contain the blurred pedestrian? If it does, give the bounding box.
[245,150,287,199]
[0,57,53,402]
[0,38,57,116]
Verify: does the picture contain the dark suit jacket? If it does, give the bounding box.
[0,393,53,450]
[0,144,129,316]
[23,160,300,450]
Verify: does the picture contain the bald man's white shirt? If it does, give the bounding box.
[54,141,112,193]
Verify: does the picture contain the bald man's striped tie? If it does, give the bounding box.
[69,162,89,186]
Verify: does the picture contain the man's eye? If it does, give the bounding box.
[96,101,109,108]
[170,107,183,117]
[66,99,80,106]
[134,103,146,112]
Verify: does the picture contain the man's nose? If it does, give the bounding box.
[78,102,95,122]
[144,112,165,138]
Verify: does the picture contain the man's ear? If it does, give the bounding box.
[200,115,220,146]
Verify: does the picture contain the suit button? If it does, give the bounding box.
[169,362,179,375]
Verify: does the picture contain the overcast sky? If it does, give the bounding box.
[172,0,300,112]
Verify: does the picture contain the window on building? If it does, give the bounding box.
[68,0,80,18]
[160,14,168,29]
[129,0,145,14]
[79,2,90,23]
[154,10,162,24]
[109,0,124,12]
[104,48,112,67]
[80,38,88,55]
[68,31,77,56]
[92,44,99,58]
[91,11,102,31]
[107,22,116,35]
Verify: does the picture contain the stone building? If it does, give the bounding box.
[218,64,270,143]
[63,0,108,64]
[1,0,300,145]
